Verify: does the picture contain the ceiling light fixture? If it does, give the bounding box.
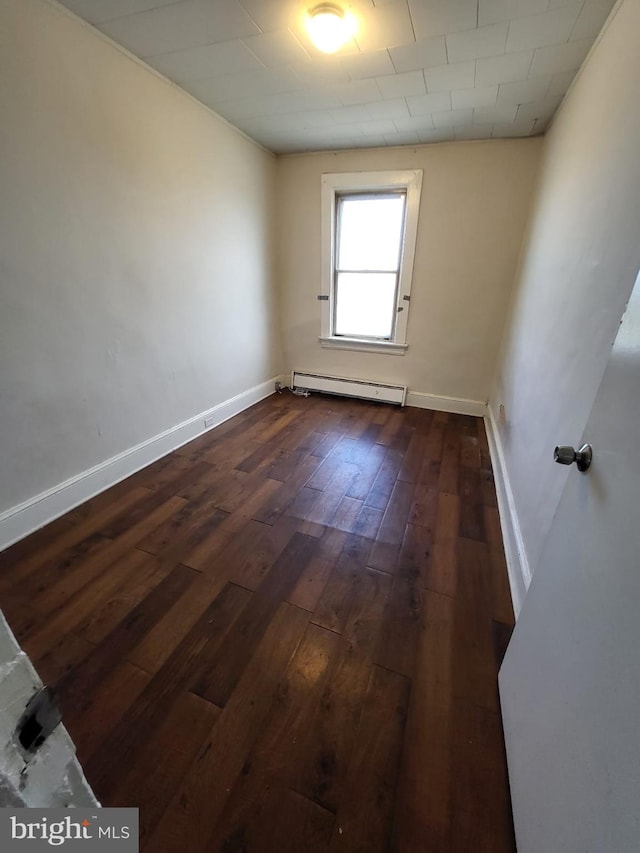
[306,4,355,54]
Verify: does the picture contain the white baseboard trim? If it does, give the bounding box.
[406,390,487,417]
[0,377,278,552]
[485,405,531,617]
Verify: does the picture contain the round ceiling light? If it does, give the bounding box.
[306,4,354,54]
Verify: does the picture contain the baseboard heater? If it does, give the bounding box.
[291,371,407,406]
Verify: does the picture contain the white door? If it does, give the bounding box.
[499,271,640,853]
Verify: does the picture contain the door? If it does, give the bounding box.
[499,271,640,853]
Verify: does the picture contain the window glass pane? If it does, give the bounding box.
[334,272,397,338]
[337,195,405,271]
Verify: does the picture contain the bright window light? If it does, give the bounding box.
[319,169,423,354]
[334,193,406,339]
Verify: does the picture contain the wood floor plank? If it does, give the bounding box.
[484,506,515,624]
[125,570,230,675]
[307,454,344,491]
[331,665,410,852]
[306,463,359,526]
[311,534,374,635]
[65,660,152,766]
[1,532,113,627]
[368,479,416,572]
[438,422,461,495]
[20,496,187,633]
[171,456,241,502]
[215,458,288,515]
[57,563,200,701]
[296,429,331,456]
[391,590,455,852]
[0,393,516,853]
[33,632,95,687]
[146,602,310,853]
[418,416,445,485]
[21,548,162,661]
[352,504,384,539]
[137,502,229,567]
[453,538,499,712]
[398,433,428,484]
[112,691,219,850]
[288,528,348,613]
[311,431,345,460]
[125,452,199,494]
[98,478,194,539]
[481,468,499,508]
[427,492,460,598]
[406,405,434,436]
[194,405,284,460]
[376,408,406,447]
[0,516,73,573]
[364,448,404,511]
[269,791,335,853]
[180,477,281,570]
[236,439,285,474]
[460,432,482,469]
[0,486,151,593]
[492,619,514,670]
[75,555,176,646]
[459,466,486,541]
[208,623,340,851]
[83,582,253,800]
[409,482,438,529]
[135,498,219,556]
[298,567,391,813]
[345,441,387,501]
[374,563,423,679]
[225,516,300,590]
[253,408,304,444]
[398,522,433,591]
[391,422,414,455]
[329,496,363,534]
[192,532,318,707]
[252,454,324,526]
[331,435,375,465]
[267,447,309,482]
[449,701,516,853]
[287,485,322,523]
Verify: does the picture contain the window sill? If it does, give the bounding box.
[319,336,408,356]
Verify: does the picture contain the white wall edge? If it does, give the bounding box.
[0,377,278,552]
[484,404,532,617]
[406,390,487,417]
[46,0,275,159]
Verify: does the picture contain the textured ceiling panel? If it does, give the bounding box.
[56,0,616,153]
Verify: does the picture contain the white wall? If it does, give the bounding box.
[276,140,542,410]
[0,0,281,536]
[489,0,640,610]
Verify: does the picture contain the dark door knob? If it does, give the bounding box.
[554,444,593,472]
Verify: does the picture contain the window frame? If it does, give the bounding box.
[320,170,423,355]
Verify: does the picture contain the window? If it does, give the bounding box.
[320,170,423,355]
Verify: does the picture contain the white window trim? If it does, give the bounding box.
[319,169,423,354]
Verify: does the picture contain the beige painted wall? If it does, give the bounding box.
[490,0,640,604]
[276,140,542,405]
[0,0,281,515]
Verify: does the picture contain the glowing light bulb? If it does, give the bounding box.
[306,4,354,54]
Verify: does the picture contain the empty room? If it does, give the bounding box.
[1,0,639,850]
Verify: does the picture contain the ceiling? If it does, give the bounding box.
[57,0,615,154]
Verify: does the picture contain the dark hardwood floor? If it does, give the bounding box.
[0,391,516,852]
